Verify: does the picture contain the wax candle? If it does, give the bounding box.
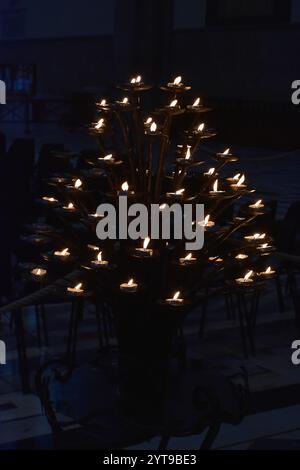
[165,291,184,306]
[120,278,138,293]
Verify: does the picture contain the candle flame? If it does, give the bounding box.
[146,117,152,124]
[261,243,268,248]
[233,173,240,181]
[128,279,134,286]
[173,291,181,300]
[170,99,178,107]
[100,99,106,106]
[192,97,200,107]
[175,188,185,195]
[185,253,192,260]
[74,283,82,291]
[244,270,253,281]
[104,154,113,160]
[74,179,82,189]
[207,168,215,175]
[97,251,102,262]
[131,75,142,84]
[254,233,266,240]
[143,237,150,250]
[265,266,272,274]
[122,97,129,104]
[236,174,245,187]
[31,268,47,276]
[150,122,157,132]
[204,214,210,225]
[43,197,57,202]
[95,118,104,129]
[185,145,191,160]
[173,76,182,85]
[223,148,230,155]
[67,203,74,209]
[213,179,219,192]
[121,181,129,191]
[253,199,263,208]
[236,253,248,260]
[197,123,205,132]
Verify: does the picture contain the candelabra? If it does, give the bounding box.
[19,74,275,423]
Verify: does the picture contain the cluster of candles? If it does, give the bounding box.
[30,72,277,318]
[235,266,275,285]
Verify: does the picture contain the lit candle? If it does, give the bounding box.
[54,248,70,258]
[230,174,246,190]
[210,179,225,195]
[67,282,84,295]
[193,97,200,107]
[249,199,264,210]
[95,118,105,130]
[235,253,248,260]
[257,242,272,252]
[179,253,196,265]
[166,188,185,198]
[244,233,266,242]
[88,211,103,220]
[120,278,138,293]
[150,122,157,133]
[130,75,142,85]
[165,290,184,306]
[98,153,114,163]
[31,267,47,277]
[209,256,223,263]
[145,117,152,126]
[74,179,82,190]
[227,173,241,183]
[198,214,215,229]
[169,99,178,108]
[42,196,58,203]
[119,181,134,195]
[135,237,153,257]
[204,167,215,177]
[168,75,182,87]
[91,251,109,268]
[236,270,254,285]
[185,145,191,160]
[117,96,130,106]
[63,202,76,211]
[198,123,205,131]
[258,266,275,277]
[87,245,99,253]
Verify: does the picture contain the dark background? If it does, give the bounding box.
[0,0,300,146]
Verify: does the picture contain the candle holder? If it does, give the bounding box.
[178,253,197,266]
[215,148,238,163]
[119,278,138,293]
[119,76,152,92]
[97,154,123,167]
[161,76,191,93]
[15,72,277,405]
[38,196,60,207]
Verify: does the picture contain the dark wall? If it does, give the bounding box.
[170,26,300,103]
[0,36,114,95]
